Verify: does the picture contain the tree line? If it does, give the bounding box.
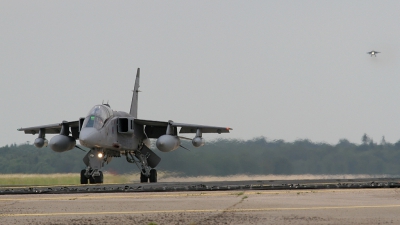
[1,134,400,176]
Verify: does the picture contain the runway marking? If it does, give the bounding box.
[1,204,400,217]
[0,188,392,201]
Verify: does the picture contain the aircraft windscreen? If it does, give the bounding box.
[82,105,113,130]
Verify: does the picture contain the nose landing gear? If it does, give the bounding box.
[80,148,106,184]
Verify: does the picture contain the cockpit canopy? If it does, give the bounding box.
[82,105,113,130]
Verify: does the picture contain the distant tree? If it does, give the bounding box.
[337,139,350,146]
[2,138,400,176]
[361,133,371,145]
[380,136,387,145]
[394,140,400,149]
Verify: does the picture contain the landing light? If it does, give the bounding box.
[98,153,104,158]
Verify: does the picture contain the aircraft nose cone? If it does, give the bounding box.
[79,128,100,147]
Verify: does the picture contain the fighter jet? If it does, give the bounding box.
[18,69,232,184]
[367,50,380,57]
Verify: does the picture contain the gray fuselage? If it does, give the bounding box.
[79,105,144,152]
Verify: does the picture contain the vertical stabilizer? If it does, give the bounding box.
[129,68,140,118]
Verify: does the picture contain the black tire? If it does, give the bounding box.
[149,169,157,183]
[140,172,148,183]
[89,176,96,184]
[94,171,104,184]
[80,169,88,184]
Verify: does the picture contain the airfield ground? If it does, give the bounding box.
[1,188,399,225]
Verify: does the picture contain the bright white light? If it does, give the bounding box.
[97,153,104,158]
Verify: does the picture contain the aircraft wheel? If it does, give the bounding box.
[94,171,104,184]
[140,172,149,183]
[80,169,88,184]
[89,176,96,184]
[149,169,157,183]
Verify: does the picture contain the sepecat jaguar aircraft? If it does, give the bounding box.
[367,50,380,57]
[18,68,232,184]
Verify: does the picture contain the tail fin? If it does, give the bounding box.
[129,68,140,118]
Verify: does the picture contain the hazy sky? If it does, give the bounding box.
[1,1,400,146]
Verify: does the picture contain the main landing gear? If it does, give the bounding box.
[126,145,161,183]
[140,169,157,183]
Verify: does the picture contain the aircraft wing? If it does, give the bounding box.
[18,121,80,135]
[133,119,169,127]
[134,119,232,134]
[171,122,232,133]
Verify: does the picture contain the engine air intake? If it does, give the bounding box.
[118,118,134,134]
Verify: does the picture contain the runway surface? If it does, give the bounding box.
[0,177,399,195]
[1,188,400,224]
